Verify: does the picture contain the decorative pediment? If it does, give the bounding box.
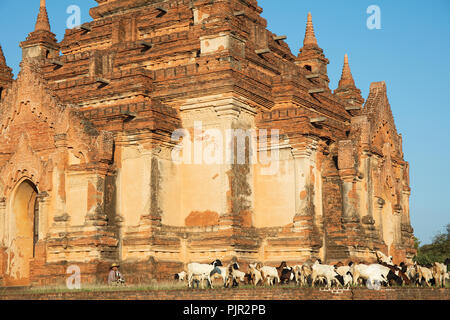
[0,60,114,195]
[0,133,51,196]
[363,81,403,159]
[0,61,63,147]
[348,81,408,211]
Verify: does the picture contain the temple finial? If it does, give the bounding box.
[338,54,356,89]
[334,54,364,109]
[303,12,318,48]
[296,12,329,88]
[20,0,58,60]
[0,44,14,94]
[35,0,51,32]
[0,46,6,66]
[0,45,12,76]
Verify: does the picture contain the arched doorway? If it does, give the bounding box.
[7,179,39,285]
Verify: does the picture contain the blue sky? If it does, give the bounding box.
[0,1,449,244]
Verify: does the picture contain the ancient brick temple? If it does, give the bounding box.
[0,0,415,286]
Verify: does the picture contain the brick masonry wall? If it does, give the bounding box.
[0,288,448,300]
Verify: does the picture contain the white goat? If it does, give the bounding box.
[174,271,187,281]
[406,265,417,283]
[350,263,390,287]
[212,266,228,286]
[375,251,394,266]
[260,265,280,286]
[248,263,263,286]
[292,265,302,285]
[187,259,223,289]
[225,263,246,287]
[432,262,447,288]
[414,263,433,287]
[311,261,341,288]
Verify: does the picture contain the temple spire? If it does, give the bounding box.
[20,0,58,60]
[0,44,14,99]
[35,0,51,32]
[338,54,356,89]
[334,54,364,110]
[0,45,13,79]
[303,12,318,48]
[0,45,6,66]
[296,12,330,89]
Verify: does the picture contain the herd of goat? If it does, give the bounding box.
[174,251,450,289]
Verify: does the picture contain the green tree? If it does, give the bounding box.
[414,223,450,265]
[414,236,420,251]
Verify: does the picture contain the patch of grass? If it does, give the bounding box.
[0,281,189,296]
[1,280,448,296]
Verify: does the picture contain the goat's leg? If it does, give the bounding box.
[418,274,423,287]
[252,274,257,286]
[311,273,317,288]
[352,273,359,286]
[208,276,214,289]
[326,277,332,288]
[201,276,207,289]
[302,275,308,287]
[336,277,343,288]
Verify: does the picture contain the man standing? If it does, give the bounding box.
[108,263,125,286]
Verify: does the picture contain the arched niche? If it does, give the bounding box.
[7,179,39,285]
